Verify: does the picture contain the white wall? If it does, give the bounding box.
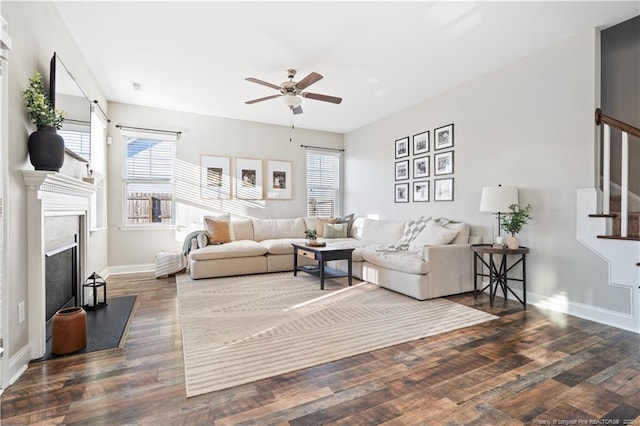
[106,102,343,269]
[3,1,108,366]
[345,30,630,314]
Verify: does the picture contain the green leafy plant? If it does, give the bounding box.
[500,203,532,236]
[22,71,65,129]
[304,229,317,240]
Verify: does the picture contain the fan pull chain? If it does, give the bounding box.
[289,109,295,142]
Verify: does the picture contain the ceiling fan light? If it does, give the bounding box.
[282,94,302,108]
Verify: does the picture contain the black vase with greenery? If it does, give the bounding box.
[28,126,65,171]
[23,72,66,171]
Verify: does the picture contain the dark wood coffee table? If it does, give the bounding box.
[292,243,354,290]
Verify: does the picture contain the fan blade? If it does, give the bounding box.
[245,94,281,104]
[295,72,323,91]
[245,77,282,91]
[292,105,303,115]
[302,92,342,104]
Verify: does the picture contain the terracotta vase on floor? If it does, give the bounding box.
[52,306,87,355]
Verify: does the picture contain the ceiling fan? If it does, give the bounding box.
[245,69,342,115]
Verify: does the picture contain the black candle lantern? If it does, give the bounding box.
[82,272,107,310]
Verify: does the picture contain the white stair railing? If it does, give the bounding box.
[621,131,629,237]
[603,124,610,214]
[596,109,640,238]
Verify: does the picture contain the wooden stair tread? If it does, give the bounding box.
[590,212,640,216]
[597,235,640,241]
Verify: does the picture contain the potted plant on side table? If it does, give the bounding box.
[23,71,66,171]
[500,203,532,249]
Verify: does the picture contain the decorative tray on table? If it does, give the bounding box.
[306,241,326,247]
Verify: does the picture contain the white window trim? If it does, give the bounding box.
[121,131,177,228]
[306,149,342,217]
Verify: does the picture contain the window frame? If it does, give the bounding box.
[121,132,177,229]
[306,149,342,217]
[89,107,107,232]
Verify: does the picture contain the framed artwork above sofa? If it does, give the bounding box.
[200,155,231,199]
[235,157,263,199]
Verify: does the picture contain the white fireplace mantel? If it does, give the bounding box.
[22,171,95,359]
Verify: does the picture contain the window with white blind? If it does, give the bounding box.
[306,150,341,217]
[122,132,176,226]
[58,119,91,161]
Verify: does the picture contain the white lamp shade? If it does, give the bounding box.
[282,94,302,107]
[479,186,518,213]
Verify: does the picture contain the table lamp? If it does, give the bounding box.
[480,185,518,244]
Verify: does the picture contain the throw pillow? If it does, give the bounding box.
[204,216,233,244]
[323,223,348,239]
[203,213,235,240]
[409,220,459,250]
[337,213,355,237]
[315,217,337,237]
[378,216,431,251]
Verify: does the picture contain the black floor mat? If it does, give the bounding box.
[34,295,137,362]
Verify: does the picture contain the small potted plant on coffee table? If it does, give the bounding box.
[305,229,319,246]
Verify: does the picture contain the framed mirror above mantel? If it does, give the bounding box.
[49,52,109,230]
[49,52,102,163]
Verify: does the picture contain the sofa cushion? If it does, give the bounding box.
[204,215,233,244]
[190,240,267,261]
[362,249,431,275]
[197,232,209,248]
[323,223,348,238]
[232,219,254,241]
[325,239,369,262]
[253,218,306,241]
[361,219,406,245]
[261,238,307,255]
[443,221,470,244]
[350,217,366,240]
[409,220,459,250]
[303,217,317,232]
[315,217,337,237]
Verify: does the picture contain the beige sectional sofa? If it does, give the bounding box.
[188,216,479,300]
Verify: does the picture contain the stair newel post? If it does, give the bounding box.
[603,123,611,215]
[621,131,629,238]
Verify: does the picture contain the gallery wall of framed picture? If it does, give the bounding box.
[200,155,232,199]
[393,123,455,203]
[199,156,294,201]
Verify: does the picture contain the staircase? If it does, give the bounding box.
[575,110,640,332]
[610,195,640,239]
[589,195,640,240]
[577,189,640,332]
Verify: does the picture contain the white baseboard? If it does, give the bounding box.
[103,263,155,278]
[8,343,30,387]
[503,287,638,333]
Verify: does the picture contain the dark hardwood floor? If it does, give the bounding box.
[2,272,640,425]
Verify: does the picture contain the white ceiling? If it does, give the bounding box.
[53,1,639,134]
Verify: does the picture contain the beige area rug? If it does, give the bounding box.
[176,272,498,397]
